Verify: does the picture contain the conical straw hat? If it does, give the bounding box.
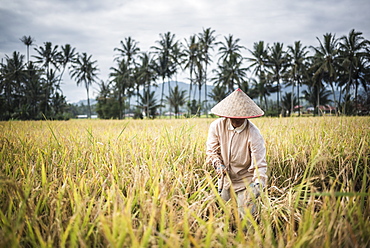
[211,88,264,118]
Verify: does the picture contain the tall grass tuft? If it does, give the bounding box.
[0,117,369,247]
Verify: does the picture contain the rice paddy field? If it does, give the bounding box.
[0,117,369,247]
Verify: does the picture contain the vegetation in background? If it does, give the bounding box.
[1,29,369,120]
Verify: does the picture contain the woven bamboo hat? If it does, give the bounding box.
[211,88,264,118]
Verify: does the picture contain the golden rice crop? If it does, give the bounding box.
[0,117,369,247]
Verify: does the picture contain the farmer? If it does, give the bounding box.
[206,88,267,218]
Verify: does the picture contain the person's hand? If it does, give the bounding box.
[216,164,226,176]
[249,182,262,198]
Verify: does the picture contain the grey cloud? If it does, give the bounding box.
[1,0,369,103]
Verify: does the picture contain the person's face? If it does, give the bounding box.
[230,118,246,128]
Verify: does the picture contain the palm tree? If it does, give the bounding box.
[213,54,248,93]
[194,55,204,116]
[217,34,245,63]
[171,41,184,83]
[57,44,77,92]
[338,29,370,114]
[0,52,26,118]
[96,80,118,119]
[137,52,158,115]
[33,42,61,72]
[302,84,332,116]
[199,28,217,117]
[247,41,269,74]
[247,41,271,109]
[20,35,35,65]
[24,62,43,119]
[34,42,62,113]
[114,37,140,66]
[281,92,299,117]
[286,41,309,116]
[183,35,200,106]
[136,90,162,118]
[267,42,288,115]
[248,75,276,111]
[114,37,140,112]
[70,53,99,118]
[96,80,112,102]
[110,59,133,119]
[216,34,247,93]
[151,32,179,116]
[51,92,68,118]
[153,55,169,116]
[183,36,204,115]
[42,69,60,116]
[20,35,36,117]
[310,33,339,114]
[165,85,187,118]
[208,84,227,103]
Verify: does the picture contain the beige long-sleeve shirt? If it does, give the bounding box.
[206,118,268,192]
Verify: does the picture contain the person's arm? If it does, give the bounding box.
[249,127,268,187]
[206,121,224,170]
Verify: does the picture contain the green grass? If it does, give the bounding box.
[0,117,369,247]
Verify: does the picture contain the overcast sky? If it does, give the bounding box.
[1,0,369,103]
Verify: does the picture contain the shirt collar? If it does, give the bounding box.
[228,119,248,133]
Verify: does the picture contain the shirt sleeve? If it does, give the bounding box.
[206,120,224,169]
[249,126,268,186]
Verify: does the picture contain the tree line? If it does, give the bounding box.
[0,37,98,120]
[1,28,369,120]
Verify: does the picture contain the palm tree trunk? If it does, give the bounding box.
[198,84,202,117]
[355,83,359,115]
[204,64,208,118]
[338,85,344,115]
[205,82,208,118]
[291,82,295,116]
[188,76,192,116]
[277,78,280,115]
[136,85,140,109]
[188,74,193,102]
[168,79,172,119]
[316,84,320,116]
[264,95,268,111]
[45,66,50,115]
[146,81,150,118]
[160,79,165,118]
[297,80,300,116]
[57,67,66,93]
[86,84,91,118]
[127,95,131,118]
[329,80,338,115]
[119,91,123,119]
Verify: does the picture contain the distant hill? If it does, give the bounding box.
[72,81,324,109]
[132,81,216,111]
[72,81,215,109]
[73,99,97,106]
[147,81,214,100]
